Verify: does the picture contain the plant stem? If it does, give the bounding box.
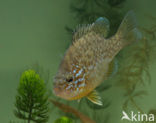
[28,94,33,123]
[130,97,144,114]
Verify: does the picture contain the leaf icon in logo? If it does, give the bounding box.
[122,111,131,121]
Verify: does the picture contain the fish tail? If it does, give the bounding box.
[115,11,142,46]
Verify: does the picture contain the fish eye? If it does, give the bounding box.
[66,77,73,83]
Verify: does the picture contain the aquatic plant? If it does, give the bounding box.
[116,14,156,114]
[67,0,127,36]
[139,16,156,123]
[115,36,148,113]
[14,69,49,123]
[54,116,73,123]
[107,0,126,6]
[9,121,27,123]
[29,63,52,97]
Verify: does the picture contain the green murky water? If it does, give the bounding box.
[0,0,156,123]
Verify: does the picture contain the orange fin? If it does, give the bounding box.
[86,90,103,106]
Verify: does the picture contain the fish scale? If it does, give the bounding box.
[53,11,141,105]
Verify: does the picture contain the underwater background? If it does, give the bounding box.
[0,0,156,123]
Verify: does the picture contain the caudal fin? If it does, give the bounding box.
[116,11,142,46]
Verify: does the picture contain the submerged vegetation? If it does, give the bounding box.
[66,0,127,37]
[54,116,73,123]
[14,70,49,123]
[116,15,156,114]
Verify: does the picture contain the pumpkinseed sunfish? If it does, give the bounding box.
[53,11,141,105]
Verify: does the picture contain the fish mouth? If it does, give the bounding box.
[53,87,60,96]
[53,85,62,95]
[53,86,71,100]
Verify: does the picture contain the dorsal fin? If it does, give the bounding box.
[93,17,110,38]
[72,16,110,43]
[72,24,94,42]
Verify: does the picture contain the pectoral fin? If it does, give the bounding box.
[86,90,103,106]
[107,59,118,77]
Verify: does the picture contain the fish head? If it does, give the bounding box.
[53,65,87,100]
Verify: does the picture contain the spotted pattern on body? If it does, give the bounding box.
[53,11,140,103]
[64,65,87,94]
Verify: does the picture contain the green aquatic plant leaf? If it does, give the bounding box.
[54,116,73,123]
[9,121,27,123]
[123,89,148,112]
[14,69,49,123]
[132,90,148,98]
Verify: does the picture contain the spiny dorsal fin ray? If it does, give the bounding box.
[72,24,94,42]
[86,90,103,106]
[72,17,110,43]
